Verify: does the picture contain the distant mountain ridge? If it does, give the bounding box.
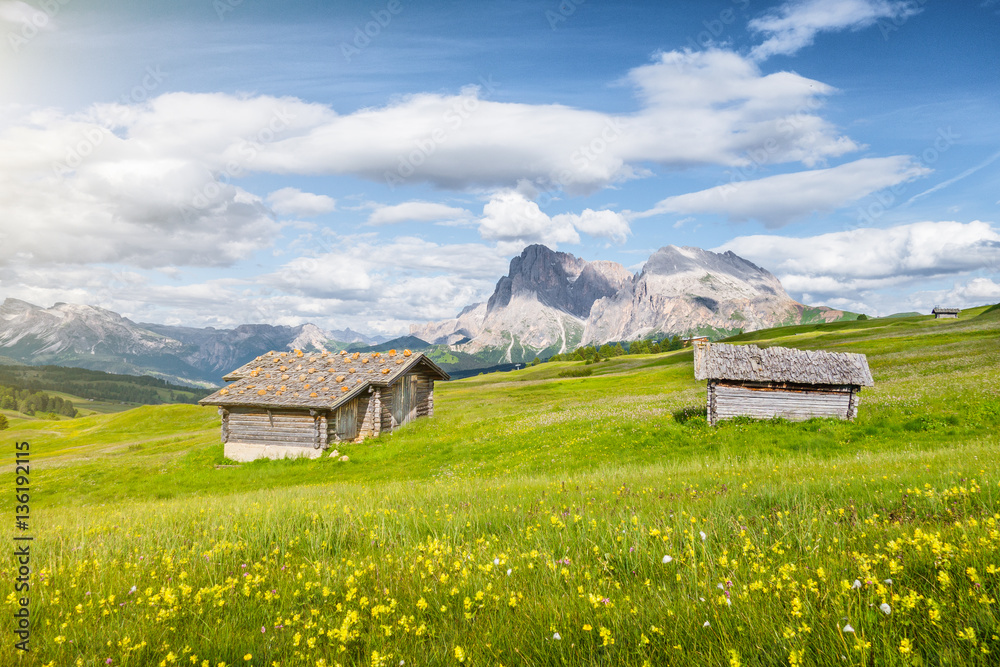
[411,244,855,364]
[0,298,386,386]
[1,244,855,384]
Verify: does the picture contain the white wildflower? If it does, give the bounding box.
[880,603,892,615]
[662,555,673,563]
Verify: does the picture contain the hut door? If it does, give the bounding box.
[393,374,418,427]
[336,401,358,441]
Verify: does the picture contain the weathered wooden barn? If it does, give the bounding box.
[693,342,873,425]
[932,307,960,319]
[199,349,449,462]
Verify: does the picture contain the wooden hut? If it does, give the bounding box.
[199,349,449,462]
[932,307,960,319]
[693,342,873,425]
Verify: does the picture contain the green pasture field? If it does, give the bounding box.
[1,306,998,665]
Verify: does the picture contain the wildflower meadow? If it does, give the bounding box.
[3,306,999,665]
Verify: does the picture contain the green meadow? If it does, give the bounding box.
[2,306,999,666]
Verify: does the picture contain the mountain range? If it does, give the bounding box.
[0,244,855,385]
[411,244,853,362]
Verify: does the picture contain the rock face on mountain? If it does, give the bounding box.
[411,245,632,360]
[582,245,836,343]
[0,298,183,358]
[0,299,366,386]
[414,244,849,362]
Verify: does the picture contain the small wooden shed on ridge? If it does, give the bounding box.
[199,349,449,462]
[932,307,960,319]
[693,342,873,425]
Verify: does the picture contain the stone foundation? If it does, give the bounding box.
[224,441,324,462]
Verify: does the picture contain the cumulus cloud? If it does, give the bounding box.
[367,201,472,225]
[0,49,860,219]
[266,187,336,217]
[637,156,929,227]
[749,0,921,60]
[476,191,631,250]
[718,220,1000,300]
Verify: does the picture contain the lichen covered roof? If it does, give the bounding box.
[200,349,448,410]
[693,342,874,387]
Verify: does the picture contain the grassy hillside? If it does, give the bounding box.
[2,305,998,665]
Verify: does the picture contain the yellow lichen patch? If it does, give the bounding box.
[295,349,303,357]
[304,384,311,390]
[340,350,348,356]
[349,368,356,374]
[266,385,274,391]
[381,368,391,375]
[341,385,350,392]
[299,375,307,382]
[403,349,412,356]
[316,376,325,382]
[355,377,363,383]
[257,389,266,396]
[395,359,404,365]
[250,369,260,377]
[351,351,361,360]
[336,375,346,382]
[361,358,369,364]
[309,392,318,398]
[279,366,287,371]
[308,368,316,374]
[279,385,286,391]
[279,351,287,357]
[219,388,229,395]
[237,390,244,394]
[388,349,397,356]
[282,374,290,380]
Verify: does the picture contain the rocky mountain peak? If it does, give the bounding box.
[486,244,628,319]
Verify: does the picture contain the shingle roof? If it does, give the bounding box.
[931,307,960,314]
[200,349,449,410]
[693,342,874,387]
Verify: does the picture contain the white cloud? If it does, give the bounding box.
[749,0,921,60]
[367,201,472,225]
[553,208,630,244]
[718,220,1000,299]
[266,187,336,217]
[0,49,861,217]
[476,191,631,249]
[637,156,929,228]
[478,191,580,248]
[945,277,1000,303]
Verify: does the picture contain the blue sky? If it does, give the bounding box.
[1,0,998,333]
